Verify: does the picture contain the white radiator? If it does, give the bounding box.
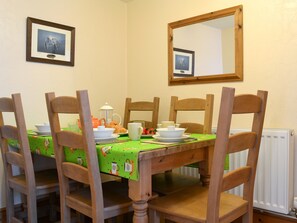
[176,128,295,214]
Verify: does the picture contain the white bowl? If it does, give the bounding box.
[35,123,51,132]
[93,127,115,138]
[156,127,186,138]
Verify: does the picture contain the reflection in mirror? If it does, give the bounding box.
[168,5,243,85]
[174,16,234,76]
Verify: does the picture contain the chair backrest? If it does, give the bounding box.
[0,94,36,191]
[0,94,37,220]
[123,97,160,129]
[169,95,214,134]
[46,90,104,221]
[207,87,268,222]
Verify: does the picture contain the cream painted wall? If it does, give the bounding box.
[0,0,128,208]
[0,0,128,129]
[126,0,297,197]
[126,0,297,131]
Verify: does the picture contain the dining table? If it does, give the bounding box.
[9,131,216,223]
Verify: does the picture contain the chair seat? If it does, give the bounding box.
[66,181,133,219]
[149,88,267,223]
[8,169,59,196]
[152,172,200,195]
[149,185,248,222]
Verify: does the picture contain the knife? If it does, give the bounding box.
[96,139,130,145]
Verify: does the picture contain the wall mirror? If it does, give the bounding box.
[168,5,243,85]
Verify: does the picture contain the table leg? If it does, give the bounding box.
[133,200,148,223]
[198,145,214,186]
[129,159,151,223]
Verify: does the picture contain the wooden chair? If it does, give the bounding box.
[123,97,160,129]
[0,93,59,223]
[152,94,214,195]
[45,90,133,223]
[169,95,214,134]
[149,87,268,223]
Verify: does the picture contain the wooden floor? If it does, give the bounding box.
[0,204,133,223]
[31,211,297,223]
[1,213,133,223]
[2,205,297,223]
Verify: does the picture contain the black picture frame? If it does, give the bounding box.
[26,17,75,66]
[173,48,195,77]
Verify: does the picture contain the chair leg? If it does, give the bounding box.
[18,193,28,222]
[6,187,15,222]
[242,212,252,223]
[149,209,161,223]
[49,192,58,221]
[27,192,38,223]
[60,198,72,222]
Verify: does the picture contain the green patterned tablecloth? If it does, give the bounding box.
[9,131,216,180]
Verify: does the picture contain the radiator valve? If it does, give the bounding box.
[289,208,297,218]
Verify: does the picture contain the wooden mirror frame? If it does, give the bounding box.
[168,5,243,85]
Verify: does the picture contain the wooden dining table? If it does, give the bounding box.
[9,132,215,223]
[129,137,215,222]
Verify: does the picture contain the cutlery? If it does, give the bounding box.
[183,137,198,142]
[96,139,130,145]
[141,136,197,145]
[141,140,176,145]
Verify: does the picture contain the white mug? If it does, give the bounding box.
[128,122,143,141]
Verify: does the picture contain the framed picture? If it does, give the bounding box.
[26,17,75,66]
[173,48,195,77]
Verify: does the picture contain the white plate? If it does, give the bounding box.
[118,131,128,136]
[33,130,51,136]
[94,134,120,142]
[152,134,190,142]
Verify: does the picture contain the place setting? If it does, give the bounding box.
[93,125,130,144]
[94,125,119,143]
[141,121,197,145]
[31,123,52,136]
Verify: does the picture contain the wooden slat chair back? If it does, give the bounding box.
[46,90,132,223]
[169,95,214,134]
[207,87,268,222]
[0,94,59,223]
[123,97,160,129]
[152,94,214,196]
[149,87,268,223]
